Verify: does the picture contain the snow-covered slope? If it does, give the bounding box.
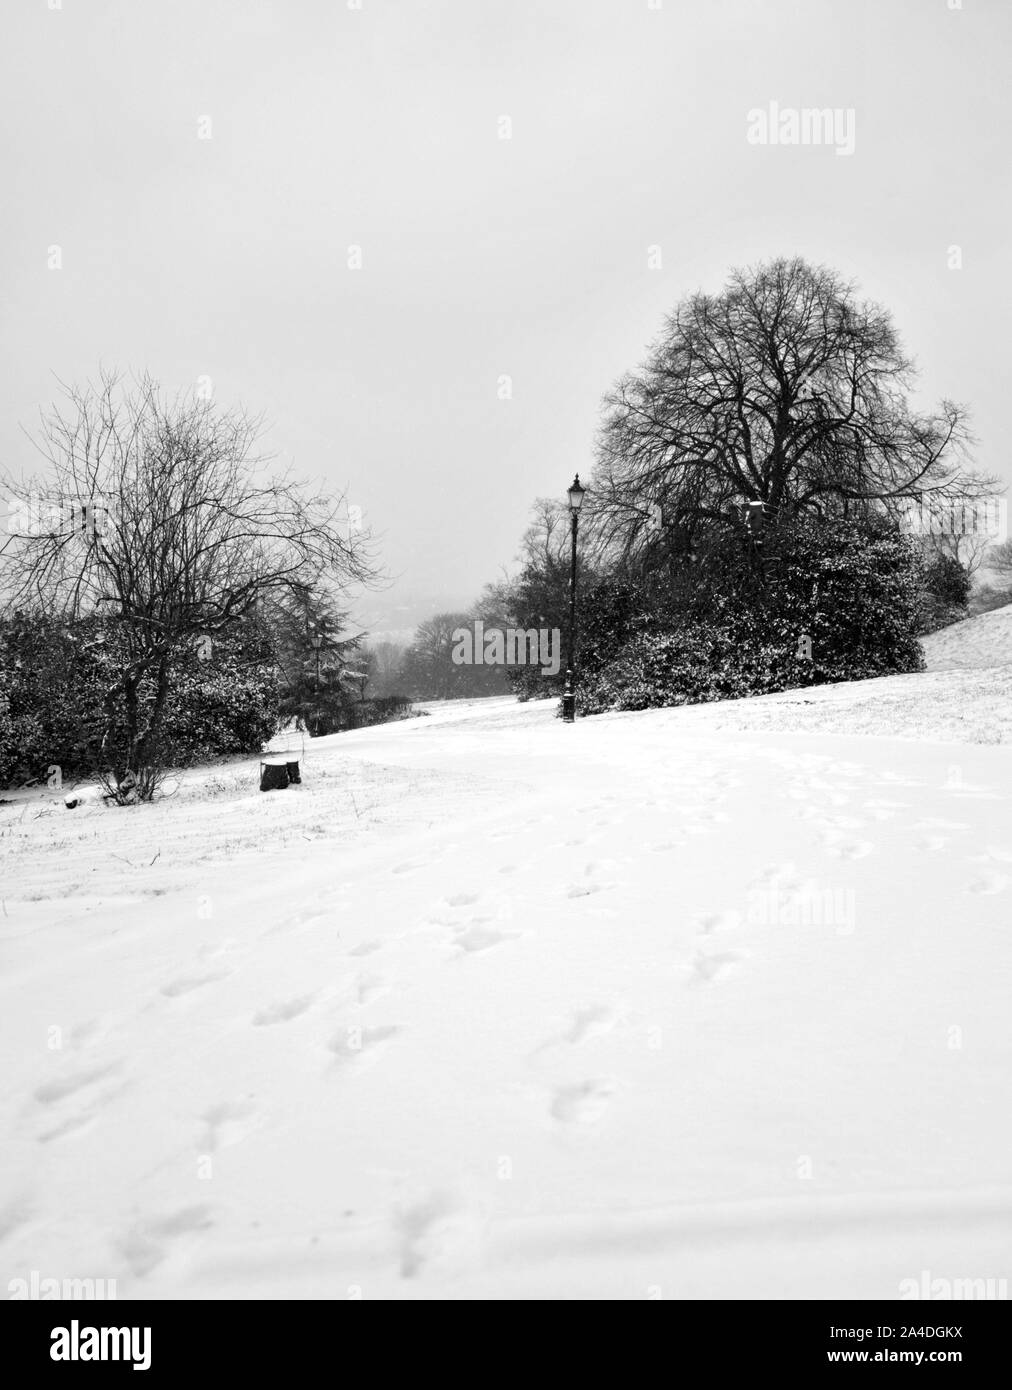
[2,684,1011,1299]
[921,602,1012,671]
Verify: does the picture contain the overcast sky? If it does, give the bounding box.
[2,0,1009,636]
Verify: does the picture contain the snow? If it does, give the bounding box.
[921,601,1012,672]
[2,684,1011,1300]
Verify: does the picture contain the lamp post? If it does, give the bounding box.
[310,632,323,735]
[561,473,586,722]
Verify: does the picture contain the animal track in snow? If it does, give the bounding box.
[550,1079,615,1125]
[348,940,381,957]
[252,995,314,1026]
[445,893,480,907]
[566,883,603,899]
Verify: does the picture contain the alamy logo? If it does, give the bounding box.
[747,885,856,936]
[451,621,561,677]
[8,1271,117,1300]
[900,497,1007,544]
[49,1319,151,1371]
[2,489,116,540]
[746,101,856,157]
[899,1270,1007,1300]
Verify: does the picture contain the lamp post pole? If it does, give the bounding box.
[561,473,586,723]
[310,632,323,735]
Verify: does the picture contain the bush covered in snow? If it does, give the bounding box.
[577,517,927,715]
[0,615,280,787]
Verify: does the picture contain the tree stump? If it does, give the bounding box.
[260,758,290,792]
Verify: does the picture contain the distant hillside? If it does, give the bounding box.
[920,603,1012,671]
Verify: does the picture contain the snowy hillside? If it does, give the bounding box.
[921,602,1012,672]
[2,682,1011,1299]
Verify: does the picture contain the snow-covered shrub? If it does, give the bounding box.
[916,552,971,633]
[578,517,926,715]
[0,614,281,787]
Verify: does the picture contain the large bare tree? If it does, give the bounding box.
[592,257,992,564]
[0,371,376,795]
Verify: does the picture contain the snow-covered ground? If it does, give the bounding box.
[921,601,1012,673]
[2,681,1011,1300]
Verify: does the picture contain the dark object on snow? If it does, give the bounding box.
[286,760,301,784]
[260,757,290,792]
[64,798,80,810]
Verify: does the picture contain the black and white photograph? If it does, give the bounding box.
[1,0,1009,1350]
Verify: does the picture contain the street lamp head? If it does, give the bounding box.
[309,634,323,650]
[567,474,586,513]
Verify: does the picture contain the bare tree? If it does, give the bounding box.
[593,257,992,563]
[0,371,376,797]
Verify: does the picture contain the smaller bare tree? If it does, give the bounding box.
[0,371,377,799]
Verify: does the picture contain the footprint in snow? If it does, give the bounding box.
[117,1206,214,1279]
[565,1005,619,1044]
[966,873,1009,896]
[348,940,381,957]
[915,835,949,852]
[38,1112,96,1144]
[824,838,873,861]
[689,950,745,984]
[566,884,603,899]
[161,970,231,998]
[550,1080,615,1125]
[452,925,520,954]
[356,973,390,1004]
[252,995,314,1026]
[394,1190,483,1279]
[200,1100,259,1152]
[328,1024,402,1061]
[863,799,909,821]
[694,908,743,936]
[34,1063,121,1107]
[445,892,480,907]
[750,863,802,892]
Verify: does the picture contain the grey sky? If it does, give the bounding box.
[2,0,1008,636]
